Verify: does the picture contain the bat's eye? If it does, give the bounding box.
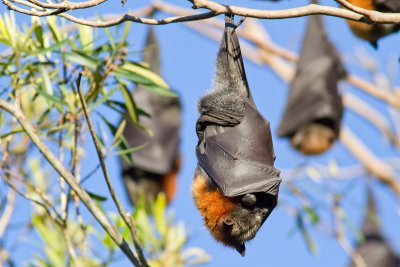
[241,194,257,207]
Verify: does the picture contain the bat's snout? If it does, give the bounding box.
[236,243,246,257]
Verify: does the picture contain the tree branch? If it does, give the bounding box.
[5,0,400,27]
[0,98,142,266]
[340,128,400,197]
[76,74,149,267]
[0,189,16,238]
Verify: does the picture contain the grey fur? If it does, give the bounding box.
[198,48,248,118]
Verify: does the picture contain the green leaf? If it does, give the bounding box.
[119,84,138,123]
[112,67,150,85]
[102,26,116,51]
[91,87,118,110]
[35,88,63,112]
[296,215,318,255]
[112,119,126,146]
[78,24,94,53]
[145,84,178,98]
[116,135,133,166]
[114,141,149,156]
[39,66,53,96]
[27,39,70,59]
[120,21,131,48]
[34,24,44,47]
[46,122,70,135]
[37,108,51,126]
[153,193,167,235]
[46,16,61,42]
[86,190,108,202]
[303,206,320,225]
[0,128,24,139]
[122,62,169,89]
[64,52,100,70]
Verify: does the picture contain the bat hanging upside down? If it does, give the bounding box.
[192,14,281,256]
[278,15,346,156]
[345,0,400,48]
[120,28,182,208]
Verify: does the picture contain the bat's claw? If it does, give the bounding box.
[236,243,246,257]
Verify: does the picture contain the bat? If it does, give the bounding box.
[120,27,182,207]
[278,15,346,155]
[192,14,281,256]
[345,0,400,48]
[348,189,400,267]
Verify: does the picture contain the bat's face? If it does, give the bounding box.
[123,169,164,205]
[291,123,336,155]
[223,192,276,256]
[192,171,275,256]
[123,159,179,207]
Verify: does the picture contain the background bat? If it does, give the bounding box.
[345,0,400,48]
[120,28,182,208]
[348,189,400,267]
[192,15,281,256]
[278,15,346,155]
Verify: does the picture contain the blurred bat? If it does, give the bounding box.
[192,14,281,256]
[348,189,400,267]
[278,15,346,155]
[346,0,400,48]
[120,28,182,208]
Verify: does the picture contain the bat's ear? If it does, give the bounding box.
[235,243,246,257]
[241,193,257,207]
[223,217,234,226]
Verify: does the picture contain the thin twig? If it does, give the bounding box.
[346,75,400,109]
[0,189,16,238]
[76,73,149,267]
[0,173,64,226]
[57,115,68,221]
[343,93,398,146]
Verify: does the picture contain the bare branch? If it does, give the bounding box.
[335,0,400,23]
[1,173,64,226]
[5,0,400,27]
[0,189,16,238]
[190,0,361,20]
[26,0,107,10]
[340,128,400,197]
[343,93,399,147]
[346,75,400,109]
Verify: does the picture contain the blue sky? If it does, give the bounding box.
[1,0,400,266]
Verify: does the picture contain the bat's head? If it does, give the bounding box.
[192,169,276,256]
[291,123,336,155]
[123,162,179,208]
